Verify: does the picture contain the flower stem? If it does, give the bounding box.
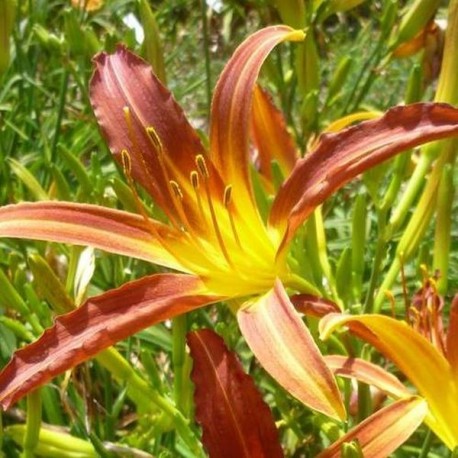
[22,389,41,458]
[419,429,433,458]
[172,314,189,414]
[200,0,212,117]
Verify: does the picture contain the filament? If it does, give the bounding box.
[196,154,233,268]
[224,185,241,248]
[191,170,205,220]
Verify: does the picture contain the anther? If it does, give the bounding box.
[190,171,199,189]
[223,184,241,249]
[121,149,132,177]
[146,126,163,153]
[170,180,183,200]
[223,185,232,207]
[190,170,205,222]
[196,154,209,178]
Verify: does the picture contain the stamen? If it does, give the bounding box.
[118,149,187,266]
[146,126,163,151]
[190,170,205,220]
[170,180,184,200]
[144,125,183,230]
[224,185,241,248]
[120,149,150,223]
[121,112,200,272]
[190,171,199,189]
[169,179,191,233]
[121,149,132,179]
[196,154,210,178]
[196,155,233,268]
[223,185,232,206]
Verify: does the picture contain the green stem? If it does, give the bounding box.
[387,151,434,235]
[363,211,387,314]
[419,429,434,458]
[22,390,42,458]
[172,314,188,413]
[200,0,211,117]
[285,273,322,296]
[373,257,400,313]
[50,66,70,165]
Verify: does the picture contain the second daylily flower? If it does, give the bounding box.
[2,25,458,421]
[320,285,458,449]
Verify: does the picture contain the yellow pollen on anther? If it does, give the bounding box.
[190,170,205,222]
[224,184,241,248]
[190,171,199,189]
[146,126,164,152]
[121,149,132,177]
[223,185,232,206]
[170,180,183,200]
[196,154,210,178]
[194,155,233,268]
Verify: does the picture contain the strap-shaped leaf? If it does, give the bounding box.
[188,329,283,458]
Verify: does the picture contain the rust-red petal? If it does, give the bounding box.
[210,26,304,225]
[291,294,341,318]
[188,329,283,458]
[251,84,298,188]
[90,45,205,220]
[446,295,458,372]
[0,274,218,409]
[270,103,458,248]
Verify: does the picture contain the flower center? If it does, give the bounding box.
[121,106,286,298]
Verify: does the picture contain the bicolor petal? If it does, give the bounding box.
[270,103,458,248]
[0,273,219,409]
[210,25,304,226]
[0,201,187,272]
[237,280,345,420]
[317,397,427,458]
[320,313,458,449]
[324,355,410,399]
[251,84,298,190]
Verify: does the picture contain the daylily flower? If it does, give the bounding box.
[320,283,458,449]
[2,25,458,422]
